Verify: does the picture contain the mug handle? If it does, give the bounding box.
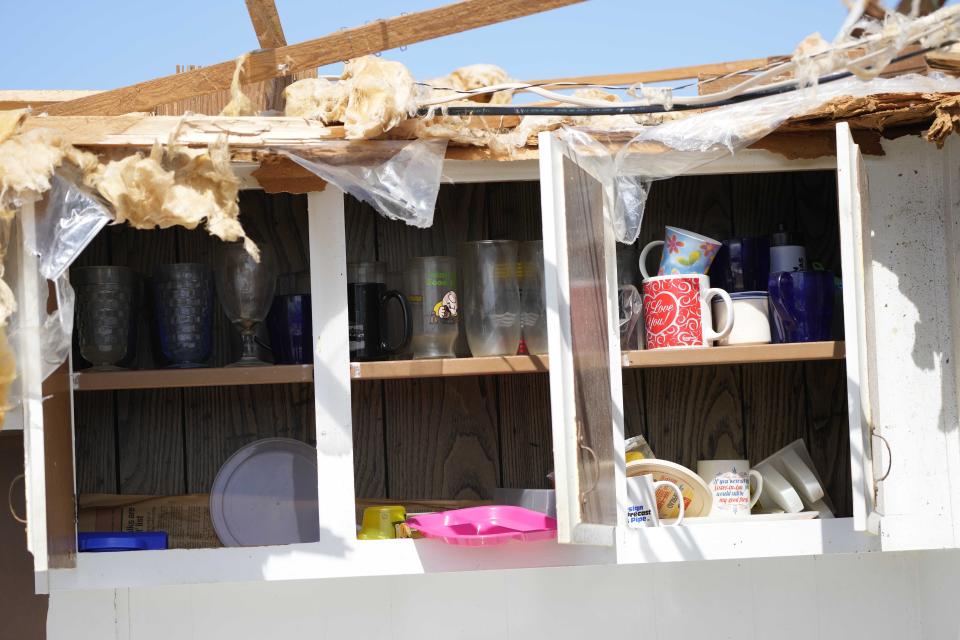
[778,448,825,503]
[769,272,798,332]
[653,480,685,526]
[380,290,412,355]
[748,469,764,509]
[638,240,663,280]
[704,288,734,342]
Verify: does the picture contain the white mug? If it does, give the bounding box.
[626,475,685,528]
[773,447,824,504]
[755,462,804,513]
[696,460,763,517]
[712,292,771,346]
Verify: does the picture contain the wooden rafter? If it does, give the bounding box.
[0,89,101,111]
[45,0,584,117]
[245,0,287,49]
[529,56,785,89]
[244,0,290,112]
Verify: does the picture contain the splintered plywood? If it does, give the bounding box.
[636,173,737,467]
[109,225,184,495]
[344,196,385,499]
[487,181,553,490]
[384,376,501,500]
[175,191,315,493]
[71,230,117,494]
[373,182,498,500]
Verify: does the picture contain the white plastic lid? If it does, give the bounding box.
[210,438,320,547]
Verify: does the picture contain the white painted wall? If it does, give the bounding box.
[48,549,960,640]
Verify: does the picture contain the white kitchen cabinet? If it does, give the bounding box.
[15,125,960,593]
[541,123,960,561]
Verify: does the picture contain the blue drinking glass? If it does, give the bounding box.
[266,294,313,365]
[711,237,770,293]
[152,264,214,368]
[768,270,834,343]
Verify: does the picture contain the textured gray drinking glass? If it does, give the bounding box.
[519,240,547,355]
[215,242,278,367]
[72,266,137,370]
[462,240,522,357]
[406,256,459,359]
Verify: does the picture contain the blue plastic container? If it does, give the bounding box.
[78,531,168,552]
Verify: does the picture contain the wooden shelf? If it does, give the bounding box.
[349,354,549,380]
[73,342,844,390]
[621,340,844,369]
[73,364,313,391]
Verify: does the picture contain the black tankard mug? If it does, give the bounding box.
[347,283,411,361]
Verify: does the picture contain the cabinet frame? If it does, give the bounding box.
[22,139,946,592]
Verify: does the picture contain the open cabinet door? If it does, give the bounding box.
[539,132,624,546]
[13,200,77,594]
[836,123,882,534]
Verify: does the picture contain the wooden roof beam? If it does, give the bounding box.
[529,56,787,89]
[46,0,584,117]
[244,0,291,112]
[245,0,287,49]
[0,89,102,111]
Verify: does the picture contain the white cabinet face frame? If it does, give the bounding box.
[307,188,360,544]
[538,132,626,546]
[16,198,53,592]
[836,122,882,534]
[27,135,960,590]
[538,126,890,560]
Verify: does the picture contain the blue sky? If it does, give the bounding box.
[0,2,871,90]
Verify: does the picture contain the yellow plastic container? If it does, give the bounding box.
[358,505,407,540]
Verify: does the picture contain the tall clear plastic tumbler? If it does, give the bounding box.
[519,240,547,355]
[462,240,522,357]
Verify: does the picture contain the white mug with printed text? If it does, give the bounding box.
[696,459,763,517]
[625,475,685,528]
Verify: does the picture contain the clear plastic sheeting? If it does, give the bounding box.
[280,139,448,228]
[550,128,652,244]
[7,174,113,404]
[558,74,960,245]
[34,173,112,280]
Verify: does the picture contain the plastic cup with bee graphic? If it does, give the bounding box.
[406,256,459,359]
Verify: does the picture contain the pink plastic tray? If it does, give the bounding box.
[406,506,557,547]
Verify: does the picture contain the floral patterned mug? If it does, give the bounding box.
[639,226,722,279]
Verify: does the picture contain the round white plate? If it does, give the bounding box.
[210,438,319,547]
[626,458,713,518]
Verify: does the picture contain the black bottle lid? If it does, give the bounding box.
[770,224,803,247]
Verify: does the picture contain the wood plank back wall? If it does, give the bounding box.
[73,171,851,516]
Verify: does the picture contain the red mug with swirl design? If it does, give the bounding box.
[642,274,734,349]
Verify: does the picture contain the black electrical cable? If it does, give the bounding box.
[416,41,956,117]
